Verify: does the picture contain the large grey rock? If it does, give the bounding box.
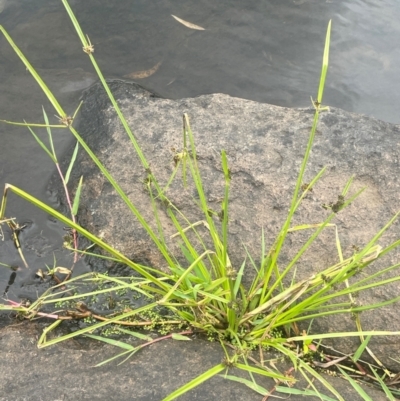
[54,80,400,379]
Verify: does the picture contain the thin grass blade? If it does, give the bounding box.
[94,349,137,367]
[161,363,226,401]
[370,366,396,401]
[117,328,153,341]
[317,20,332,104]
[235,363,291,381]
[71,175,83,215]
[353,335,372,362]
[222,375,268,396]
[338,368,373,401]
[26,124,57,163]
[65,141,79,184]
[42,107,57,159]
[288,331,400,342]
[85,334,135,350]
[171,333,191,341]
[233,260,246,297]
[0,26,64,116]
[275,386,337,401]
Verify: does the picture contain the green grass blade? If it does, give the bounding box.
[273,342,344,401]
[260,19,332,299]
[84,334,135,350]
[0,119,65,128]
[233,259,246,297]
[59,1,175,265]
[0,27,64,116]
[42,107,57,159]
[288,331,400,342]
[221,149,230,268]
[183,114,225,268]
[353,335,371,362]
[65,141,79,184]
[61,0,87,45]
[222,375,268,396]
[117,328,153,341]
[71,175,83,215]
[148,184,167,247]
[275,386,337,401]
[61,0,154,178]
[317,20,332,104]
[25,124,57,164]
[162,363,226,401]
[94,349,137,367]
[235,363,290,381]
[171,333,191,341]
[370,366,396,401]
[338,368,372,401]
[299,363,344,401]
[293,166,326,211]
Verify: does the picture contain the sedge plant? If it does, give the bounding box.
[1,2,400,400]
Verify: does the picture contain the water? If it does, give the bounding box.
[1,0,400,298]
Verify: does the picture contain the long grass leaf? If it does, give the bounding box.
[370,366,396,401]
[61,0,87,45]
[275,386,337,401]
[84,334,135,350]
[221,149,230,271]
[61,0,154,179]
[222,375,268,396]
[235,363,291,381]
[162,364,225,401]
[0,27,64,116]
[317,20,332,104]
[94,349,137,367]
[288,331,400,342]
[61,1,177,266]
[65,141,79,184]
[42,107,57,159]
[171,333,191,341]
[338,368,372,401]
[299,362,344,401]
[353,335,372,362]
[260,20,332,301]
[233,260,246,297]
[25,124,57,164]
[71,175,83,215]
[117,328,153,341]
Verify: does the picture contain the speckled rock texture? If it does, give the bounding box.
[53,80,400,376]
[0,321,390,401]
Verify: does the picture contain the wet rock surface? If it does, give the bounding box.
[43,80,400,398]
[0,322,390,401]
